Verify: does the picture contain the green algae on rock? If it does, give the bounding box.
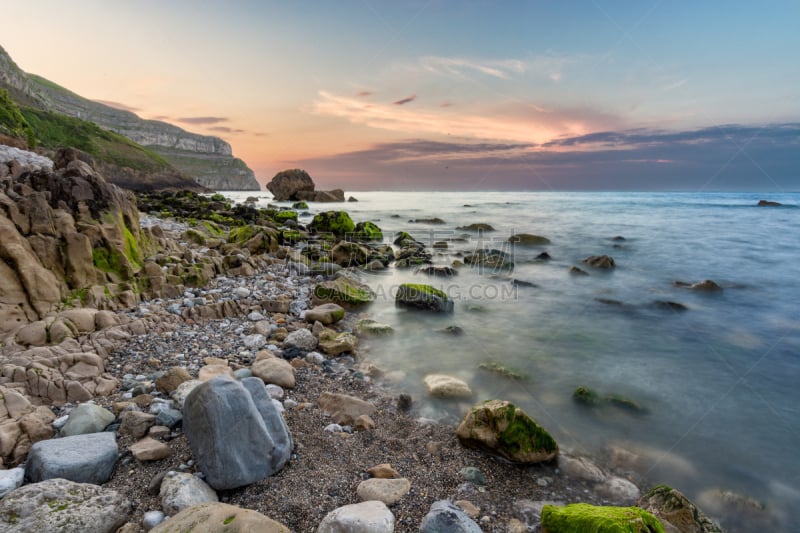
[310,211,356,236]
[456,399,558,463]
[637,485,723,533]
[312,276,376,307]
[354,221,383,241]
[395,283,454,313]
[541,503,665,533]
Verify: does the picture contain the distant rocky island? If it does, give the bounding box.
[0,44,258,191]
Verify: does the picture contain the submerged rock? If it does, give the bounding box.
[456,399,558,464]
[457,223,496,231]
[540,503,665,533]
[757,199,782,206]
[583,255,616,268]
[509,233,551,245]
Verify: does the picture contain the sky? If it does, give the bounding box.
[2,0,799,191]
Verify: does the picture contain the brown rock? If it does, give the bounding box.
[318,392,376,426]
[356,478,411,505]
[155,367,192,394]
[455,500,480,518]
[130,437,172,461]
[354,414,375,431]
[151,502,290,533]
[252,358,296,388]
[368,464,399,479]
[266,169,315,201]
[119,411,157,439]
[582,255,616,268]
[198,364,234,381]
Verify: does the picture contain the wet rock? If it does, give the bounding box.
[318,329,358,356]
[653,300,688,312]
[423,374,473,399]
[396,283,453,313]
[463,249,514,271]
[558,454,606,483]
[509,233,551,245]
[638,485,723,533]
[354,318,394,337]
[0,478,130,533]
[309,211,356,235]
[317,500,395,533]
[416,265,458,277]
[757,199,782,206]
[595,475,641,504]
[312,276,376,307]
[583,255,615,268]
[456,399,558,464]
[151,502,290,533]
[457,223,495,231]
[570,266,589,275]
[25,431,119,484]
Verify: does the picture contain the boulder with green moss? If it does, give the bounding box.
[541,503,665,533]
[291,201,309,209]
[310,211,356,236]
[456,399,558,463]
[354,221,383,241]
[637,485,722,533]
[330,241,371,267]
[272,210,298,224]
[312,275,375,308]
[395,283,453,313]
[354,318,395,337]
[227,225,279,255]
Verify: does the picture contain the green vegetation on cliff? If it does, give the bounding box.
[20,107,171,172]
[0,88,35,146]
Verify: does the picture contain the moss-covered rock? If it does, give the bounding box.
[330,241,371,267]
[456,399,558,463]
[457,223,496,231]
[354,221,383,241]
[395,283,453,313]
[463,249,514,272]
[541,503,665,533]
[227,225,279,255]
[573,385,599,406]
[392,231,416,246]
[183,228,207,246]
[291,201,309,209]
[312,276,375,307]
[509,233,551,245]
[310,211,355,236]
[272,210,298,224]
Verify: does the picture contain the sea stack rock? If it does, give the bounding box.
[266,169,315,201]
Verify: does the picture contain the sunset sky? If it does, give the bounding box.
[3,1,799,191]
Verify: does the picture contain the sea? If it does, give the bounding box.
[223,190,799,530]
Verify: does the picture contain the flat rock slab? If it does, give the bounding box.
[151,502,289,533]
[356,478,411,505]
[26,431,118,484]
[60,403,115,437]
[0,478,130,533]
[317,500,395,533]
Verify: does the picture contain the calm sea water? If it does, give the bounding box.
[226,190,800,529]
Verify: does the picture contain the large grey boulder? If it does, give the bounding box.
[0,478,130,533]
[25,431,119,484]
[419,500,483,533]
[60,402,115,437]
[182,376,293,490]
[266,169,315,201]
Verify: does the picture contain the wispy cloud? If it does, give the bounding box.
[420,56,526,80]
[393,95,416,105]
[176,116,228,125]
[356,90,372,97]
[313,90,620,144]
[208,126,245,134]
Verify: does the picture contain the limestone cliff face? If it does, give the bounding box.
[0,45,260,190]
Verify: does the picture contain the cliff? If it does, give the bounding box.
[0,45,260,190]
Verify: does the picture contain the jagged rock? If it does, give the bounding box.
[25,431,119,484]
[182,376,293,490]
[0,478,130,533]
[60,402,115,437]
[317,500,395,533]
[151,502,290,533]
[318,392,376,425]
[456,399,558,464]
[318,329,358,356]
[119,411,157,439]
[583,255,616,268]
[267,169,315,201]
[541,503,664,533]
[159,471,218,515]
[419,500,482,533]
[638,485,722,533]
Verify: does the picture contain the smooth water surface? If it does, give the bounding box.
[227,190,800,529]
